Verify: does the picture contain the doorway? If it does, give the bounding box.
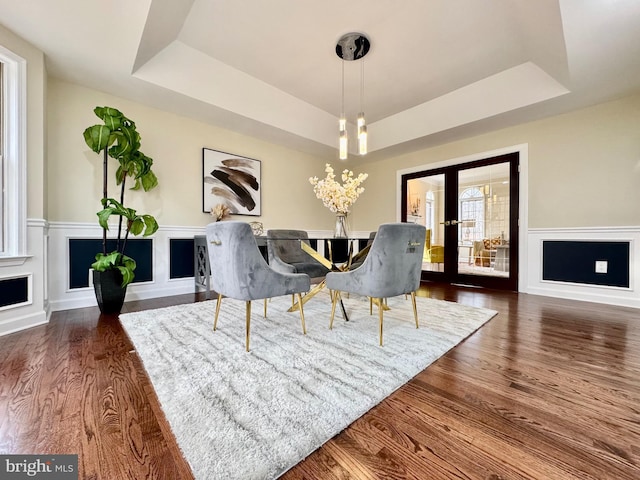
[401,152,519,290]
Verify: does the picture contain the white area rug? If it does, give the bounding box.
[120,292,497,480]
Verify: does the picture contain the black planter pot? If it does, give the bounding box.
[93,269,127,315]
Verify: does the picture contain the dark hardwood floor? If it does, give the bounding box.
[1,283,638,479]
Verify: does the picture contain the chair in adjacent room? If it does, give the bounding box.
[473,236,502,267]
[325,223,426,346]
[206,221,311,352]
[424,228,444,265]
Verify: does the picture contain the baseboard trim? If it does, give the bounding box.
[0,310,48,336]
[527,285,640,309]
[49,282,198,312]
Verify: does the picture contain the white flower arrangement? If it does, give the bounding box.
[309,163,368,214]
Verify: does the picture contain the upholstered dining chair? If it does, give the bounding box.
[325,223,426,346]
[267,229,331,311]
[348,230,377,270]
[206,221,311,352]
[266,229,330,281]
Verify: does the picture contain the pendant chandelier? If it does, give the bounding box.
[335,32,370,160]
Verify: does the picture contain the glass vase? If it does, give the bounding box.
[334,213,349,238]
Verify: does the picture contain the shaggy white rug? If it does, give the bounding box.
[119,292,497,480]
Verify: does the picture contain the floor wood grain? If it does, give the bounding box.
[0,284,638,479]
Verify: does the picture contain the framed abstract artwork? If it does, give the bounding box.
[202,148,262,216]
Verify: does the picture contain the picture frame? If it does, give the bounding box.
[202,148,262,216]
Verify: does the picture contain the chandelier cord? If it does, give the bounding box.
[360,59,364,113]
[341,58,345,117]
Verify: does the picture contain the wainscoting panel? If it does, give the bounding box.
[169,238,195,279]
[0,220,48,336]
[542,240,630,288]
[527,227,639,308]
[0,274,31,310]
[68,238,153,288]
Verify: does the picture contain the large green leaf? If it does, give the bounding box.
[129,218,144,236]
[83,125,111,153]
[91,250,137,287]
[108,131,131,159]
[96,207,115,230]
[96,198,158,239]
[140,170,159,192]
[143,215,159,236]
[94,106,126,129]
[116,264,135,287]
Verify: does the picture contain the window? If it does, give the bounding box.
[424,190,435,234]
[0,45,27,261]
[459,187,484,243]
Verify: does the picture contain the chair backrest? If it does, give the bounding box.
[267,229,312,264]
[206,221,272,300]
[356,223,426,298]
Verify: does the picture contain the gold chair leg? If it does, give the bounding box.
[291,294,295,308]
[329,290,339,329]
[378,297,384,346]
[297,293,307,335]
[264,298,268,318]
[245,300,251,352]
[289,280,326,312]
[411,291,419,328]
[369,297,373,315]
[214,293,222,330]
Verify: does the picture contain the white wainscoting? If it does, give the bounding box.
[526,226,639,309]
[48,222,211,312]
[35,221,640,315]
[47,223,349,312]
[0,219,48,336]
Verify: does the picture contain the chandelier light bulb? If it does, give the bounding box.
[358,124,367,155]
[339,127,348,160]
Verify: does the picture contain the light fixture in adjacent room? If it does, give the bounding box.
[336,32,370,160]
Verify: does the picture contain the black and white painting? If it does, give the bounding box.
[202,148,262,216]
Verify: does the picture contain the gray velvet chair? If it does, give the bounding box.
[266,229,330,281]
[348,230,377,270]
[325,223,426,346]
[206,221,311,351]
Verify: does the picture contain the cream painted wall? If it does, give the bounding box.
[47,79,338,231]
[355,93,640,230]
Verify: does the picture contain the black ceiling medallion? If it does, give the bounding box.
[335,33,370,61]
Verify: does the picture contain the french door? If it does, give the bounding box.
[401,152,519,290]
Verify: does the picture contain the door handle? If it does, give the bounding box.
[439,220,461,226]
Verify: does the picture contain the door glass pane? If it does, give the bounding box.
[458,163,510,277]
[407,174,445,272]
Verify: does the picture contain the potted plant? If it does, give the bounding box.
[83,106,159,314]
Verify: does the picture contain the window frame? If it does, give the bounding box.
[0,44,28,265]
